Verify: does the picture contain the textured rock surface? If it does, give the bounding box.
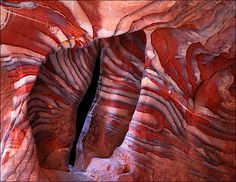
[28,42,100,171]
[1,0,235,181]
[75,31,146,171]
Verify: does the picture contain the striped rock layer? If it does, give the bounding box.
[0,0,235,181]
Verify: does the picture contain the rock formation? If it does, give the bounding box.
[1,0,235,181]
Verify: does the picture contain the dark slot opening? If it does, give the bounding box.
[69,56,100,165]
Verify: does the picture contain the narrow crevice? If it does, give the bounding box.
[69,56,100,165]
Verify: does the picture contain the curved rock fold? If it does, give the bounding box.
[0,1,235,181]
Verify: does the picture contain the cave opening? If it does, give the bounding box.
[69,56,101,165]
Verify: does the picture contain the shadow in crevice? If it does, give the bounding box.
[69,56,100,165]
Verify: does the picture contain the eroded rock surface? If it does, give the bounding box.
[1,0,235,181]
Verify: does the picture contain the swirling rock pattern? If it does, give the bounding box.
[0,0,235,181]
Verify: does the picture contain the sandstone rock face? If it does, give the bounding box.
[0,1,235,181]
